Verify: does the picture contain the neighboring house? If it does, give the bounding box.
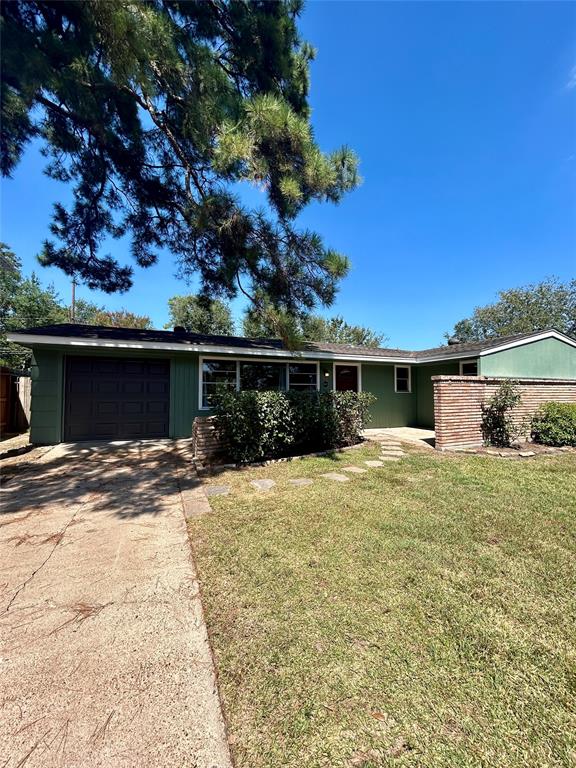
[6,324,576,444]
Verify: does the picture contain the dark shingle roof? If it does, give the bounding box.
[8,324,567,361]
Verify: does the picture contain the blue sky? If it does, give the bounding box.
[2,1,575,348]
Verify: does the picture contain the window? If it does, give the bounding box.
[460,360,478,376]
[288,363,318,391]
[240,362,285,391]
[201,359,237,408]
[394,365,411,393]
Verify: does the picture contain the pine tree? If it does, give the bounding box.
[1,1,359,323]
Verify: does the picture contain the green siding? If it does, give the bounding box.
[415,362,460,428]
[30,349,64,444]
[172,355,199,435]
[480,338,576,379]
[361,364,417,428]
[319,361,333,393]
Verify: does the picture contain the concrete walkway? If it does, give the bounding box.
[363,426,436,449]
[0,440,231,768]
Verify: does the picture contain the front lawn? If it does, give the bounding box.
[188,443,576,768]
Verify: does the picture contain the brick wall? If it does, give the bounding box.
[192,415,229,462]
[433,376,576,451]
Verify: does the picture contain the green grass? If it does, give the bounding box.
[188,443,576,768]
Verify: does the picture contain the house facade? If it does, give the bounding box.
[7,325,576,445]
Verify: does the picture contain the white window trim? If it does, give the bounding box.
[459,359,479,375]
[394,364,412,394]
[332,362,362,392]
[199,356,320,410]
[287,361,321,392]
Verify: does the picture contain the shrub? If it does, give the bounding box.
[481,380,522,447]
[531,402,576,447]
[211,389,375,463]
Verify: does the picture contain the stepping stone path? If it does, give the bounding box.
[205,485,231,497]
[203,444,410,500]
[320,472,350,482]
[250,479,276,492]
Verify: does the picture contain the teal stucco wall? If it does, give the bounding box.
[480,338,576,379]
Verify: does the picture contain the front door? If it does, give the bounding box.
[334,365,359,392]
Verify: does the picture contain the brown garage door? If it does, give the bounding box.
[64,357,170,441]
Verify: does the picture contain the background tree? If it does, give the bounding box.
[447,278,576,342]
[243,306,386,347]
[2,1,359,331]
[165,295,234,335]
[72,299,151,328]
[0,242,67,369]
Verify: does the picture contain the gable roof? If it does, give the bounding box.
[6,324,576,364]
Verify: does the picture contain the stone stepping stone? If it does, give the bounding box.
[341,465,368,474]
[364,460,384,467]
[250,479,276,491]
[320,472,350,482]
[379,442,402,448]
[380,449,405,456]
[205,485,231,497]
[289,478,314,487]
[380,456,401,462]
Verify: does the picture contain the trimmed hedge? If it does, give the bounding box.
[531,402,576,447]
[212,389,376,463]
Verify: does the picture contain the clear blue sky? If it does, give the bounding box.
[1,1,575,348]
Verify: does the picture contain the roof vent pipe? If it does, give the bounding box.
[173,325,186,333]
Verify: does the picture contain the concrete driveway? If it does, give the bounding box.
[0,441,231,768]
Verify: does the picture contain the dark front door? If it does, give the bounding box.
[64,357,170,441]
[334,365,359,392]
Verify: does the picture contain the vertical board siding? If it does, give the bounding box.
[362,364,417,428]
[433,375,576,450]
[415,362,460,429]
[171,355,198,438]
[30,349,64,444]
[480,338,576,378]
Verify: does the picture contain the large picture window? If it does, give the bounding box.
[201,360,237,408]
[201,358,319,408]
[288,363,318,391]
[240,362,285,391]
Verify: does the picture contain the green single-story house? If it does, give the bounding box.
[7,324,576,444]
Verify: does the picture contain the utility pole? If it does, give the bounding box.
[70,276,77,321]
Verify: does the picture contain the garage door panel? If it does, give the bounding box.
[65,357,170,441]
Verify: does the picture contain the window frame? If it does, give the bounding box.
[199,356,320,410]
[459,359,479,376]
[287,361,321,392]
[394,364,412,394]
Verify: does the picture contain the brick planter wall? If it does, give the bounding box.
[433,376,576,451]
[192,416,229,461]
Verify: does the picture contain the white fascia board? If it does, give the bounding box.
[477,330,576,356]
[5,333,415,363]
[12,329,572,363]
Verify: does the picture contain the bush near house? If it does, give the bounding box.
[481,380,522,447]
[531,402,576,447]
[212,390,375,463]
